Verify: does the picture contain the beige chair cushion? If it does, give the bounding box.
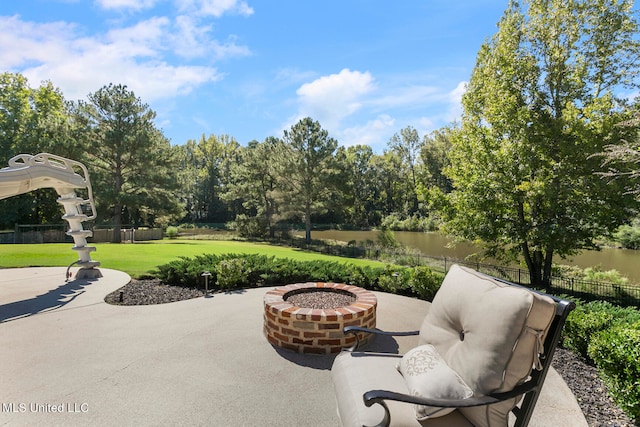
[331,350,474,427]
[419,264,556,427]
[397,344,473,420]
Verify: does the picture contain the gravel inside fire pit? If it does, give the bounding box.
[285,290,356,309]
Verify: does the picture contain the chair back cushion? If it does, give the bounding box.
[418,264,556,427]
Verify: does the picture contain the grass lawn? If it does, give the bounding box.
[0,240,384,277]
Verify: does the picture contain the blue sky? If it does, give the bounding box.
[0,0,508,151]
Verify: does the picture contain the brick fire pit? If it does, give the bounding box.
[263,283,377,354]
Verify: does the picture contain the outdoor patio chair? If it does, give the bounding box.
[331,264,575,427]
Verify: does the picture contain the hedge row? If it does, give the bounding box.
[153,253,444,301]
[563,300,640,422]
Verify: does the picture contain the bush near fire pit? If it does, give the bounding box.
[154,253,382,289]
[153,253,444,301]
[376,265,443,300]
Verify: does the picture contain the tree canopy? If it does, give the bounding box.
[0,72,79,227]
[74,84,183,242]
[278,117,339,242]
[444,0,640,288]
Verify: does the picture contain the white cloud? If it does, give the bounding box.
[175,0,253,17]
[105,16,169,57]
[95,0,254,18]
[283,69,467,149]
[370,85,441,111]
[295,68,375,129]
[274,67,317,86]
[446,80,466,122]
[0,15,241,102]
[416,117,435,133]
[172,15,211,58]
[339,114,396,148]
[0,16,76,70]
[96,0,160,11]
[171,15,250,59]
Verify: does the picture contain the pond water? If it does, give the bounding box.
[299,230,640,283]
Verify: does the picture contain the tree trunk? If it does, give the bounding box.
[522,243,544,289]
[112,162,123,243]
[305,216,311,243]
[304,201,312,243]
[112,202,122,243]
[542,247,554,292]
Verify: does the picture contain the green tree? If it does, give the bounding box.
[0,72,31,158]
[335,145,380,228]
[277,117,339,242]
[598,112,640,194]
[174,140,201,223]
[184,134,240,223]
[370,151,405,218]
[222,137,281,237]
[0,73,81,228]
[420,128,453,195]
[445,0,639,289]
[388,126,421,215]
[75,84,183,242]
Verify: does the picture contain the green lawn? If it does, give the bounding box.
[0,240,383,277]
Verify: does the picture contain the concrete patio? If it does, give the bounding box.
[0,267,587,426]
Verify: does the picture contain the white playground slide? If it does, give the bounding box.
[0,153,101,279]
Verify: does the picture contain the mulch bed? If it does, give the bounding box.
[104,279,636,426]
[552,348,635,426]
[104,278,202,305]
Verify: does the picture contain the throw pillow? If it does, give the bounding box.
[397,344,474,420]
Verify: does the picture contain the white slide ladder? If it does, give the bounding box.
[0,153,101,279]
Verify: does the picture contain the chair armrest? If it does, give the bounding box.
[343,326,419,351]
[361,381,539,427]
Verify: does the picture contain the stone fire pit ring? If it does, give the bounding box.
[263,282,377,354]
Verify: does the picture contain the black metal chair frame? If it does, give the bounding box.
[342,274,576,427]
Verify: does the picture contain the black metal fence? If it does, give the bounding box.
[283,237,640,308]
[446,258,640,308]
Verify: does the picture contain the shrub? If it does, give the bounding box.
[153,253,444,301]
[582,267,628,286]
[155,254,385,292]
[563,300,640,360]
[614,222,640,249]
[233,214,269,238]
[563,302,617,360]
[155,253,438,297]
[407,266,443,301]
[344,265,382,289]
[588,321,640,422]
[380,214,433,232]
[216,258,250,290]
[377,228,399,248]
[165,226,179,239]
[376,266,411,294]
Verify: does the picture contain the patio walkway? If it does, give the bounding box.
[0,267,587,426]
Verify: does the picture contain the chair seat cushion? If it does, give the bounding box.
[397,344,473,420]
[332,350,474,427]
